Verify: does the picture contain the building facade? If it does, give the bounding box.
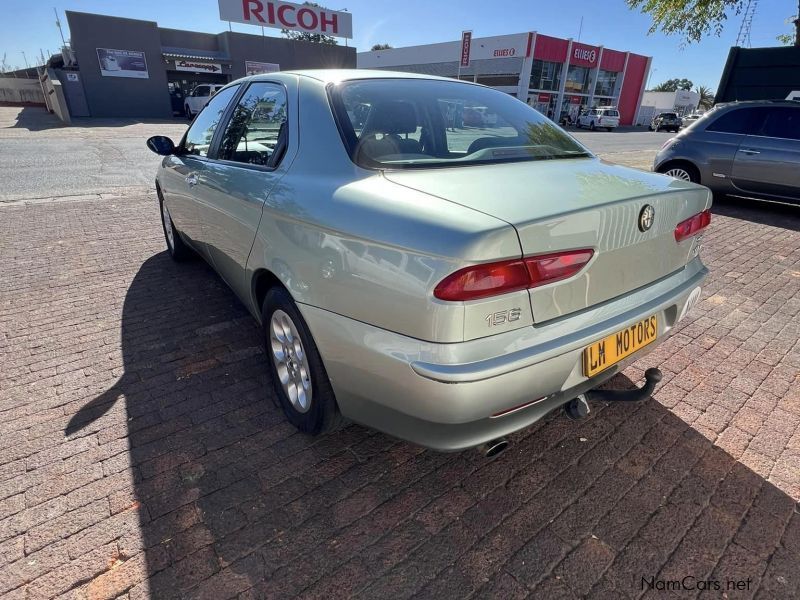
[61,11,356,119]
[358,32,651,126]
[637,90,701,125]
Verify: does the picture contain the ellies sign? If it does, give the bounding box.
[218,0,353,39]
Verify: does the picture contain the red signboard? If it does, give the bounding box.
[538,93,550,103]
[460,31,472,68]
[570,42,599,67]
[570,96,581,104]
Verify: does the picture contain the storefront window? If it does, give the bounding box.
[594,69,619,97]
[564,65,590,94]
[529,60,561,91]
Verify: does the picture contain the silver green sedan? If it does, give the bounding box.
[146,70,711,452]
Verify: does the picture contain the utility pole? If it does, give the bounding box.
[54,7,67,47]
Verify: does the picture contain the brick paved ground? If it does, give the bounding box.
[0,192,798,600]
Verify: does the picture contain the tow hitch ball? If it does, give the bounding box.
[564,368,663,421]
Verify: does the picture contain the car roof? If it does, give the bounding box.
[249,69,465,84]
[714,99,800,108]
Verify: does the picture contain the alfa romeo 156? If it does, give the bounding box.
[147,70,710,453]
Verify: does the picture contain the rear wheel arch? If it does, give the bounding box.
[657,159,701,184]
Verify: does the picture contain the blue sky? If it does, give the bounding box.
[2,0,796,91]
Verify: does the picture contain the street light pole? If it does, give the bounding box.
[645,67,657,91]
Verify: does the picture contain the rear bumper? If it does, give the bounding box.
[299,258,708,451]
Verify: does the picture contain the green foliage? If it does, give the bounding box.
[695,85,715,108]
[776,14,799,45]
[281,2,339,45]
[653,78,694,91]
[626,0,746,43]
[370,43,393,51]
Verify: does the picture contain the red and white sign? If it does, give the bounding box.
[218,0,353,39]
[460,30,472,68]
[538,93,550,103]
[571,42,598,66]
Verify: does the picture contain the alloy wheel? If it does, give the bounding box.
[664,167,692,181]
[269,309,313,413]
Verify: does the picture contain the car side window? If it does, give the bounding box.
[705,108,764,135]
[217,82,289,167]
[183,85,240,157]
[757,107,800,141]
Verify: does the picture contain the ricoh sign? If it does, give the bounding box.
[218,0,353,38]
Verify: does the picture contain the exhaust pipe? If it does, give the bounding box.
[479,437,509,458]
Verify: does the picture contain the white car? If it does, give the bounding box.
[577,107,620,131]
[184,84,225,119]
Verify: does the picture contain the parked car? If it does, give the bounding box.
[681,113,703,127]
[147,71,710,452]
[654,100,800,204]
[650,112,682,132]
[577,107,620,130]
[184,84,225,119]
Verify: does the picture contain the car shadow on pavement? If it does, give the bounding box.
[713,195,800,232]
[63,252,799,599]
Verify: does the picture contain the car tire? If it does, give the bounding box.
[659,162,700,183]
[262,287,345,436]
[158,191,193,261]
[589,121,596,131]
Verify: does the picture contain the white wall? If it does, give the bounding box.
[0,77,45,105]
[358,33,529,68]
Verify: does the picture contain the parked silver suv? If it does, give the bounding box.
[654,100,800,204]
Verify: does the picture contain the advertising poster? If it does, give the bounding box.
[245,61,281,76]
[96,48,149,78]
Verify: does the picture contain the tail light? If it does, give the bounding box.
[674,209,711,242]
[434,249,594,301]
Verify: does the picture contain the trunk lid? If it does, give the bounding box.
[384,158,710,323]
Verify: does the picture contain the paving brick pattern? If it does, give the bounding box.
[1,194,798,599]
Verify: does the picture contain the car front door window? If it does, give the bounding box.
[183,85,241,157]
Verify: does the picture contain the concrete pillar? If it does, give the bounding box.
[554,38,573,122]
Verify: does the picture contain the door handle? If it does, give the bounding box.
[738,148,760,155]
[185,174,198,186]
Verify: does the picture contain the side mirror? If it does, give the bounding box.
[146,135,176,156]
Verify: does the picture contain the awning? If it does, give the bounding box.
[161,47,231,63]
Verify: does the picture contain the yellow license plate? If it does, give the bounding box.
[583,315,658,377]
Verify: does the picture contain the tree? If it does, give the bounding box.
[695,85,715,109]
[777,12,800,45]
[370,43,392,51]
[653,78,694,92]
[281,2,338,45]
[626,0,800,47]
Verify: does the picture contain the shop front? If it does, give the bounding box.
[358,32,650,126]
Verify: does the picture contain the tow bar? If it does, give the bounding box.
[564,368,663,420]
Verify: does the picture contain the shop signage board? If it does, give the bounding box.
[460,31,472,68]
[175,60,223,73]
[245,61,281,75]
[96,48,148,78]
[219,0,352,38]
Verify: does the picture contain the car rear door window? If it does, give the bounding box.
[758,107,800,141]
[705,107,764,135]
[217,82,289,167]
[183,84,240,157]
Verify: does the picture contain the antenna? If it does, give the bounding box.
[735,0,758,47]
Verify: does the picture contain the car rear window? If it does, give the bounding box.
[328,78,590,169]
[600,110,619,117]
